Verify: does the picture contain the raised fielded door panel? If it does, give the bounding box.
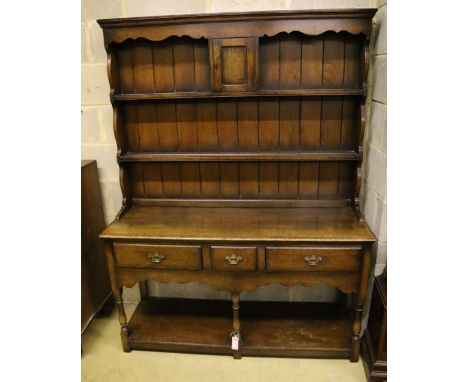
[212,38,257,92]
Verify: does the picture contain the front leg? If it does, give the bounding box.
[231,293,242,359]
[103,241,131,352]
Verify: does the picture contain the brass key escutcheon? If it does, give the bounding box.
[148,253,165,263]
[304,255,323,266]
[225,254,243,265]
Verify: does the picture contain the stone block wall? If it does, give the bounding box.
[362,0,387,276]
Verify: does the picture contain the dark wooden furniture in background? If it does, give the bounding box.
[98,9,377,361]
[361,268,387,381]
[81,160,113,334]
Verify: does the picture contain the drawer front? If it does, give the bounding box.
[266,247,361,272]
[210,246,257,271]
[114,243,202,270]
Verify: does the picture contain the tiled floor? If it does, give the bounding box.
[82,303,367,382]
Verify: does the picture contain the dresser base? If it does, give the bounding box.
[127,297,353,358]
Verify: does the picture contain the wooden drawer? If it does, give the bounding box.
[113,243,202,270]
[266,247,361,272]
[210,246,257,271]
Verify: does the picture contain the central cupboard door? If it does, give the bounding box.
[212,38,257,92]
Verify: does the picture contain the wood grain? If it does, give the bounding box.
[125,160,354,201]
[265,246,361,272]
[153,39,175,92]
[132,40,154,93]
[279,33,301,89]
[126,298,353,357]
[197,102,218,150]
[114,243,202,270]
[136,104,159,151]
[174,37,195,91]
[100,10,377,360]
[82,161,112,334]
[100,206,376,242]
[209,246,257,271]
[323,32,345,89]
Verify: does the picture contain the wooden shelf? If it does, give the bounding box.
[100,206,376,242]
[127,298,352,358]
[128,298,232,354]
[112,89,363,101]
[119,151,361,163]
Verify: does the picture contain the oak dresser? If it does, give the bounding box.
[98,9,377,361]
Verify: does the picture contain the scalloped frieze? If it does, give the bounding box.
[105,30,366,46]
[117,269,359,295]
[103,18,372,46]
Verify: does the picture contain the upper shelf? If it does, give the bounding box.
[119,151,362,162]
[110,30,364,100]
[112,89,363,101]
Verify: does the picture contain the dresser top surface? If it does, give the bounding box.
[100,206,375,243]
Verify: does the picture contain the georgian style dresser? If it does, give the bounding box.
[98,9,377,361]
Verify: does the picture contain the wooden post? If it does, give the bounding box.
[138,281,149,301]
[103,241,131,352]
[351,244,373,362]
[232,292,241,359]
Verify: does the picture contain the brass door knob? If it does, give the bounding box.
[304,255,323,266]
[225,254,243,265]
[148,253,165,263]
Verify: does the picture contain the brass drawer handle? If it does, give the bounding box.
[225,254,243,265]
[148,253,165,263]
[304,255,323,266]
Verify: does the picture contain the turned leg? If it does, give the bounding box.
[231,292,242,359]
[116,287,131,352]
[139,281,149,301]
[103,241,131,352]
[351,244,373,362]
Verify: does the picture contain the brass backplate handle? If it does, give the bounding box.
[148,253,165,263]
[304,255,323,266]
[225,254,243,265]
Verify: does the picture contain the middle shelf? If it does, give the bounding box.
[112,89,364,101]
[119,151,361,162]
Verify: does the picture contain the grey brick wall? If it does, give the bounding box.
[362,0,387,276]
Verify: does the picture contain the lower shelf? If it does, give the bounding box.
[127,298,352,358]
